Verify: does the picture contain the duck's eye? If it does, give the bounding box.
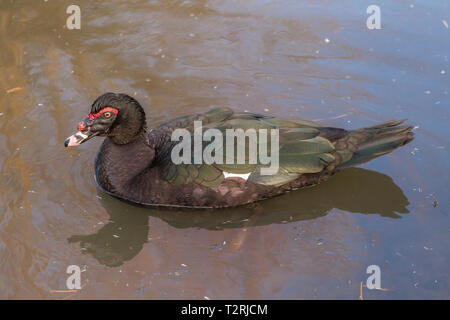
[104,112,111,118]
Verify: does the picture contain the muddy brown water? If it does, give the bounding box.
[0,0,449,299]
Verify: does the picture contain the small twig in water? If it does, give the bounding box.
[359,282,363,300]
[362,284,393,292]
[312,113,348,122]
[49,279,89,300]
[6,87,23,94]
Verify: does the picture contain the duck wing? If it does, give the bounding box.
[151,108,342,187]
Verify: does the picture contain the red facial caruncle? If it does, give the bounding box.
[88,107,119,120]
[77,107,119,132]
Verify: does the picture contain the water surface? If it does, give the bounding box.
[0,0,449,299]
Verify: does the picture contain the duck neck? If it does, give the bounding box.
[110,120,148,145]
[95,130,155,196]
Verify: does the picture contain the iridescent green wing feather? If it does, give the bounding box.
[156,109,337,187]
[154,108,233,187]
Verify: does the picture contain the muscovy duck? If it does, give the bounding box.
[65,93,414,208]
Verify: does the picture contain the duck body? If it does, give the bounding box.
[66,93,414,208]
[94,131,333,208]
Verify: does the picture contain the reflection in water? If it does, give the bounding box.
[1,0,446,299]
[69,168,409,267]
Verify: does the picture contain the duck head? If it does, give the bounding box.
[65,92,147,147]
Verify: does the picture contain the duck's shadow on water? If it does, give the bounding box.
[68,168,410,267]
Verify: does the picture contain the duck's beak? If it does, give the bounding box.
[64,119,99,147]
[64,130,100,147]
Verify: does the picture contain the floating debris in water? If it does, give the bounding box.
[443,20,449,29]
[6,87,23,94]
[136,286,147,294]
[294,232,304,241]
[210,241,227,251]
[313,113,348,121]
[426,194,438,207]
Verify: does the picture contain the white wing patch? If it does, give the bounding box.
[223,171,251,181]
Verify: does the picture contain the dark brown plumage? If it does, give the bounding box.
[65,92,414,208]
